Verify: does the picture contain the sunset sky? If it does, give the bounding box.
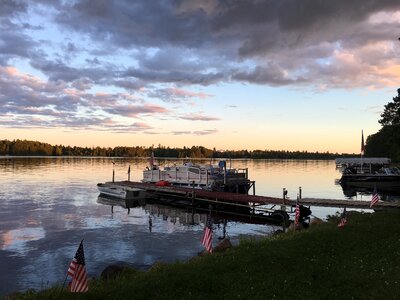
[1,0,400,153]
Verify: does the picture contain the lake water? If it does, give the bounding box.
[0,157,380,296]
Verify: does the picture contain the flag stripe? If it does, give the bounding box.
[67,258,77,277]
[337,218,347,227]
[337,208,347,228]
[370,191,380,207]
[201,212,213,253]
[201,227,213,253]
[71,264,88,292]
[294,199,300,225]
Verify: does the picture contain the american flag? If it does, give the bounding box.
[201,212,213,253]
[67,241,88,292]
[337,207,347,228]
[370,188,380,208]
[294,197,300,225]
[361,130,365,155]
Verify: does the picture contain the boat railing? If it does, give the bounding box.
[143,166,249,185]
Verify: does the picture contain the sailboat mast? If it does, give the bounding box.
[360,130,365,173]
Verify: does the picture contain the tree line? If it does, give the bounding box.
[365,88,400,162]
[0,139,353,160]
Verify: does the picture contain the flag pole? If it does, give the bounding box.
[60,272,68,295]
[60,239,84,294]
[60,273,69,294]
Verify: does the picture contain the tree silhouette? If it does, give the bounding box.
[379,88,400,126]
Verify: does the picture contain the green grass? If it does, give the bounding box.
[8,210,400,299]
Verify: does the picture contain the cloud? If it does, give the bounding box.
[37,0,400,90]
[193,129,218,135]
[103,104,169,118]
[233,64,308,86]
[29,57,113,83]
[53,1,212,48]
[98,122,153,133]
[171,129,217,135]
[0,0,27,17]
[0,66,169,129]
[148,87,212,103]
[179,113,220,121]
[0,29,37,64]
[0,112,154,133]
[2,0,400,134]
[124,67,224,86]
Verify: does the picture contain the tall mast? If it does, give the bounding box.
[360,130,365,173]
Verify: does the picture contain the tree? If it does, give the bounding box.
[365,124,400,161]
[379,88,400,126]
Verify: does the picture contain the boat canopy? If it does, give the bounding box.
[335,157,391,166]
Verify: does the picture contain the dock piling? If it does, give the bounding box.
[192,181,195,207]
[112,161,115,182]
[282,188,288,204]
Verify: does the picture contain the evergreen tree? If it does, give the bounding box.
[365,88,400,161]
[379,88,400,126]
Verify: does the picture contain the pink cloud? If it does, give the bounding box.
[180,112,220,121]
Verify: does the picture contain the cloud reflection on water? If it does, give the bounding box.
[1,227,45,255]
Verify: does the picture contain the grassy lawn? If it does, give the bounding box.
[9,209,400,299]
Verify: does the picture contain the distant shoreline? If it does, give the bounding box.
[0,139,355,160]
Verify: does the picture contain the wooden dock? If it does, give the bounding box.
[103,181,400,209]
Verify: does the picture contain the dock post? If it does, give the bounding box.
[281,188,287,212]
[112,161,115,182]
[282,188,287,204]
[192,181,195,207]
[223,164,226,185]
[299,187,302,199]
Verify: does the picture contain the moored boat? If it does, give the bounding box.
[97,182,146,200]
[142,160,252,194]
[97,194,146,210]
[336,157,400,193]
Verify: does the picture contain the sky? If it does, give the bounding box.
[1,0,400,154]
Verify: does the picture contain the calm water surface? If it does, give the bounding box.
[0,157,371,296]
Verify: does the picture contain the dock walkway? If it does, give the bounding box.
[106,181,400,209]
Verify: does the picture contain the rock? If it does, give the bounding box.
[100,265,125,281]
[311,217,324,225]
[214,238,232,253]
[197,249,210,257]
[149,261,168,271]
[273,229,284,236]
[287,222,304,232]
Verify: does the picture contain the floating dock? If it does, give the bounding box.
[101,181,400,210]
